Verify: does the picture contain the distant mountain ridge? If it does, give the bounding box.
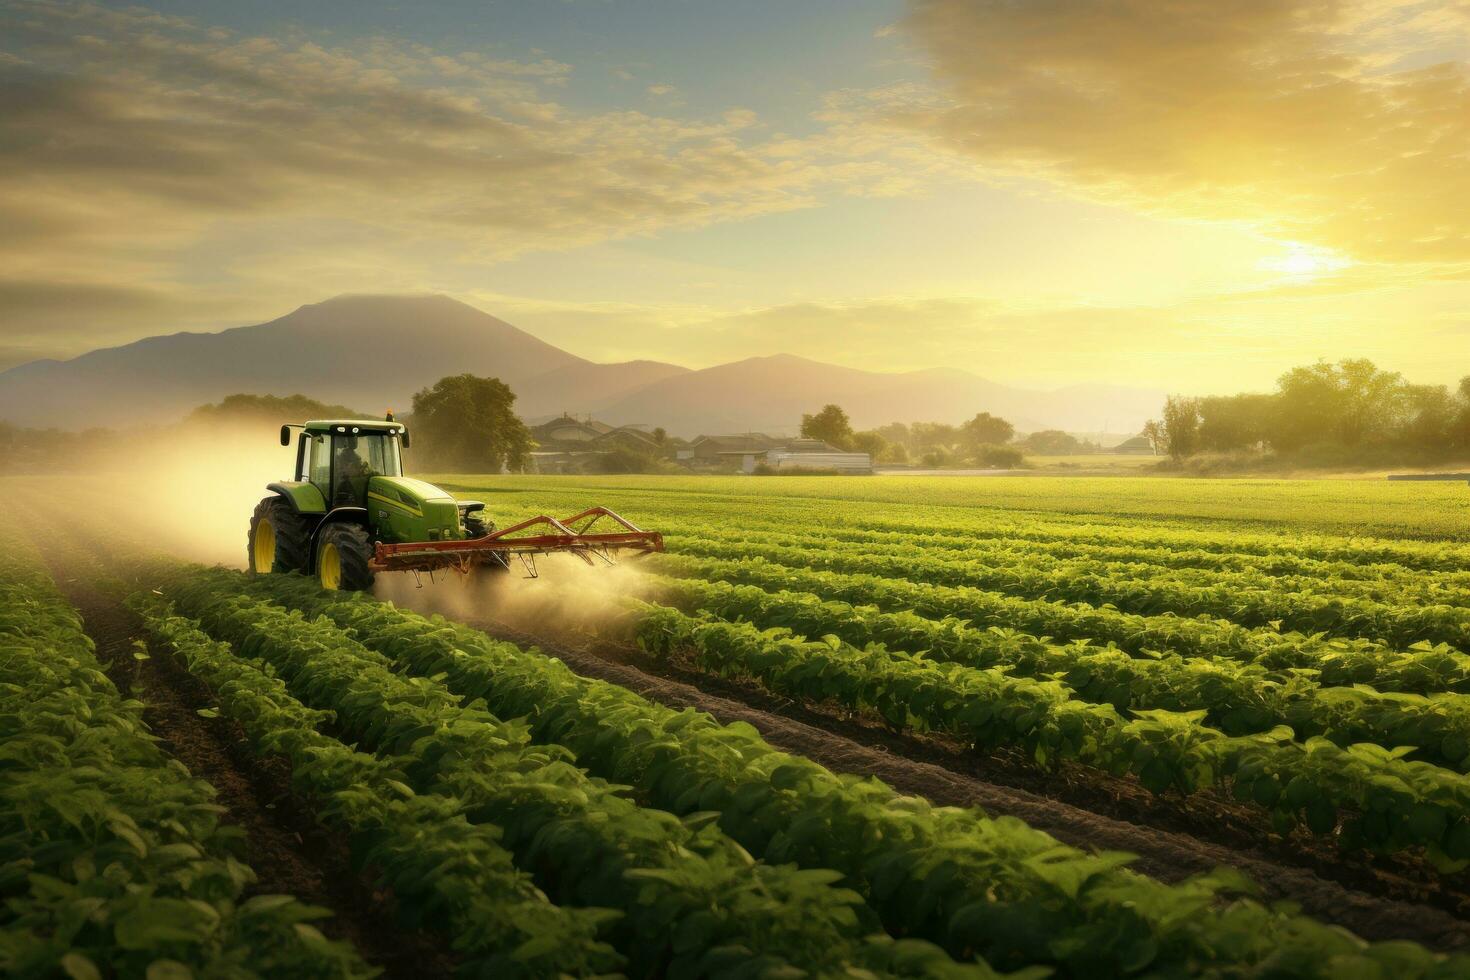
[0,294,1162,436]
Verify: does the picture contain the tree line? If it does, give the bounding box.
[799,404,1028,467]
[1147,359,1470,464]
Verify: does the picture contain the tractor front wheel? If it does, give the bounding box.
[249,496,310,574]
[316,523,375,592]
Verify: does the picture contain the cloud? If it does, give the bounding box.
[0,0,930,347]
[900,0,1470,271]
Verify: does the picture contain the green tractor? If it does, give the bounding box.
[249,417,664,591]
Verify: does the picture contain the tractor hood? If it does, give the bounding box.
[376,476,454,503]
[367,476,464,543]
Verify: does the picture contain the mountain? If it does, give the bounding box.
[591,354,1161,436]
[0,295,1162,435]
[523,359,691,420]
[0,295,685,429]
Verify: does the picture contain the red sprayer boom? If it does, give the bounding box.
[370,506,664,578]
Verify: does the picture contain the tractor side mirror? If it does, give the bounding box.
[400,429,411,449]
[280,425,292,447]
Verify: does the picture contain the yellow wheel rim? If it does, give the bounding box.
[319,541,342,590]
[253,519,276,573]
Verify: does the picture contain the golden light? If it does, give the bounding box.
[1258,242,1351,281]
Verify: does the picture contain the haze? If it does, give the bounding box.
[1,0,1466,392]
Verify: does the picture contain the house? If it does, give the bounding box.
[757,447,873,475]
[677,434,872,474]
[1112,434,1156,455]
[527,414,668,473]
[678,433,782,468]
[591,427,661,453]
[530,414,615,445]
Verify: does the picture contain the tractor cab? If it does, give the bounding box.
[296,420,405,508]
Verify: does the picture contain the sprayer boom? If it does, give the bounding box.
[369,505,664,576]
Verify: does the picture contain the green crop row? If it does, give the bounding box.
[646,574,1470,773]
[131,594,624,978]
[669,524,1470,632]
[480,480,1470,572]
[155,571,995,980]
[629,601,1470,868]
[727,519,1470,588]
[667,533,1470,650]
[579,496,1463,587]
[650,554,1470,695]
[0,537,372,978]
[194,565,1470,980]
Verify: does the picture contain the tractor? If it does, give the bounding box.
[248,417,663,591]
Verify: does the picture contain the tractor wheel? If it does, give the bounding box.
[249,496,310,574]
[464,514,491,538]
[316,522,375,592]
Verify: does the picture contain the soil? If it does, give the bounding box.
[39,561,457,979]
[465,613,1470,952]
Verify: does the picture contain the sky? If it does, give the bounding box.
[0,0,1467,393]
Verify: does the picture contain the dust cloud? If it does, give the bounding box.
[372,551,657,641]
[16,422,300,566]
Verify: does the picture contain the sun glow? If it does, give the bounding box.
[1258,242,1352,281]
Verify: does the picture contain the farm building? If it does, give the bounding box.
[756,449,872,474]
[676,434,782,470]
[1112,434,1156,455]
[529,415,668,472]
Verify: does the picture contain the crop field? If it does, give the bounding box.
[7,473,1470,977]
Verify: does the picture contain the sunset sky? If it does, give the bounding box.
[1,0,1466,392]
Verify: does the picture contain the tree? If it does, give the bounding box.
[1197,393,1273,452]
[1140,420,1165,456]
[800,404,854,450]
[409,374,532,472]
[1271,359,1407,451]
[1398,384,1456,453]
[652,426,667,445]
[1454,377,1470,450]
[850,430,888,460]
[875,422,911,448]
[961,413,1014,455]
[975,444,1024,468]
[1020,429,1082,455]
[909,422,959,453]
[186,393,363,428]
[1160,396,1201,460]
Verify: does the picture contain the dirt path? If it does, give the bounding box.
[39,560,455,979]
[463,614,1470,952]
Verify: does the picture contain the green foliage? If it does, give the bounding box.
[131,595,621,978]
[669,524,1470,651]
[185,393,364,426]
[156,571,985,979]
[961,412,1015,451]
[0,533,372,979]
[1019,430,1085,454]
[628,600,1470,866]
[1148,359,1470,462]
[409,374,532,472]
[799,403,854,450]
[647,573,1470,772]
[1160,395,1201,460]
[974,444,1024,468]
[162,564,1470,979]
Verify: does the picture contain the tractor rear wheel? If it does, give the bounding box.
[249,496,310,574]
[316,522,375,592]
